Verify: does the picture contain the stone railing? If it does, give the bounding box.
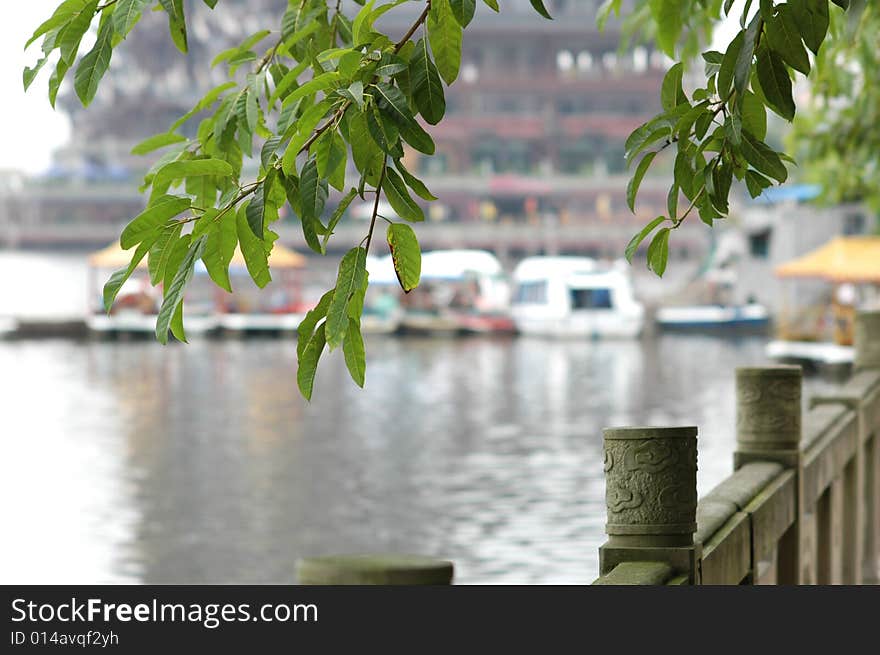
[293,310,880,585]
[592,310,880,585]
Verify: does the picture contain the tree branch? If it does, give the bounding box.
[364,161,388,255]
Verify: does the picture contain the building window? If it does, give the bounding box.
[749,229,772,259]
[576,51,593,73]
[556,50,574,74]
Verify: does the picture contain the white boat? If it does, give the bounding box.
[510,257,645,338]
[765,340,854,366]
[366,250,514,335]
[86,311,219,335]
[656,303,770,332]
[217,312,304,332]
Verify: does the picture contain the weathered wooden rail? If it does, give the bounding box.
[295,310,880,585]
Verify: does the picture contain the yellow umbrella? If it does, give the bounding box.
[88,240,307,270]
[775,236,880,283]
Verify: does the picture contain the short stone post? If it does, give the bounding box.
[734,366,802,469]
[855,310,880,582]
[735,366,803,584]
[599,426,701,584]
[295,554,454,585]
[854,310,880,371]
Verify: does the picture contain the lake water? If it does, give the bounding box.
[0,251,838,584]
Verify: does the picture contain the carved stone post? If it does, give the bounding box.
[734,366,802,469]
[735,366,803,584]
[599,426,701,583]
[296,554,454,585]
[855,310,880,371]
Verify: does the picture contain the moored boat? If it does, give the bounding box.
[510,257,645,338]
[656,303,770,333]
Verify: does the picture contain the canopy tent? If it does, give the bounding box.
[775,236,880,284]
[88,240,307,270]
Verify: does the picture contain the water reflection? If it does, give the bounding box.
[0,334,830,584]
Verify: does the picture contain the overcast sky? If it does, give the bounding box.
[0,1,742,177]
[0,0,72,174]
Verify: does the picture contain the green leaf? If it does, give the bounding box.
[281,98,336,175]
[131,132,187,156]
[120,195,191,249]
[756,48,795,121]
[741,132,788,183]
[373,82,412,125]
[482,0,499,11]
[667,185,679,220]
[367,105,402,157]
[646,227,671,277]
[300,155,328,222]
[625,216,666,264]
[428,0,463,85]
[674,149,695,198]
[23,58,48,91]
[766,5,811,75]
[398,119,436,156]
[745,170,773,198]
[271,71,341,109]
[58,0,98,66]
[450,0,476,27]
[170,300,187,343]
[718,30,744,99]
[791,0,829,55]
[235,204,271,288]
[297,323,326,401]
[151,158,234,199]
[155,236,206,345]
[326,247,368,350]
[625,117,668,163]
[245,182,266,239]
[741,91,767,141]
[114,0,149,38]
[159,0,187,53]
[410,38,446,125]
[830,1,849,11]
[343,318,366,388]
[383,167,424,222]
[148,222,183,285]
[347,109,385,185]
[297,288,333,360]
[102,238,155,313]
[323,188,358,251]
[202,212,237,293]
[649,0,683,57]
[73,10,113,106]
[266,59,311,107]
[395,160,437,201]
[313,130,347,191]
[387,223,421,292]
[169,82,236,132]
[25,0,90,50]
[734,14,761,97]
[660,63,686,111]
[529,0,553,19]
[626,151,657,213]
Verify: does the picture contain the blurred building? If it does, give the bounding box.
[8,0,705,263]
